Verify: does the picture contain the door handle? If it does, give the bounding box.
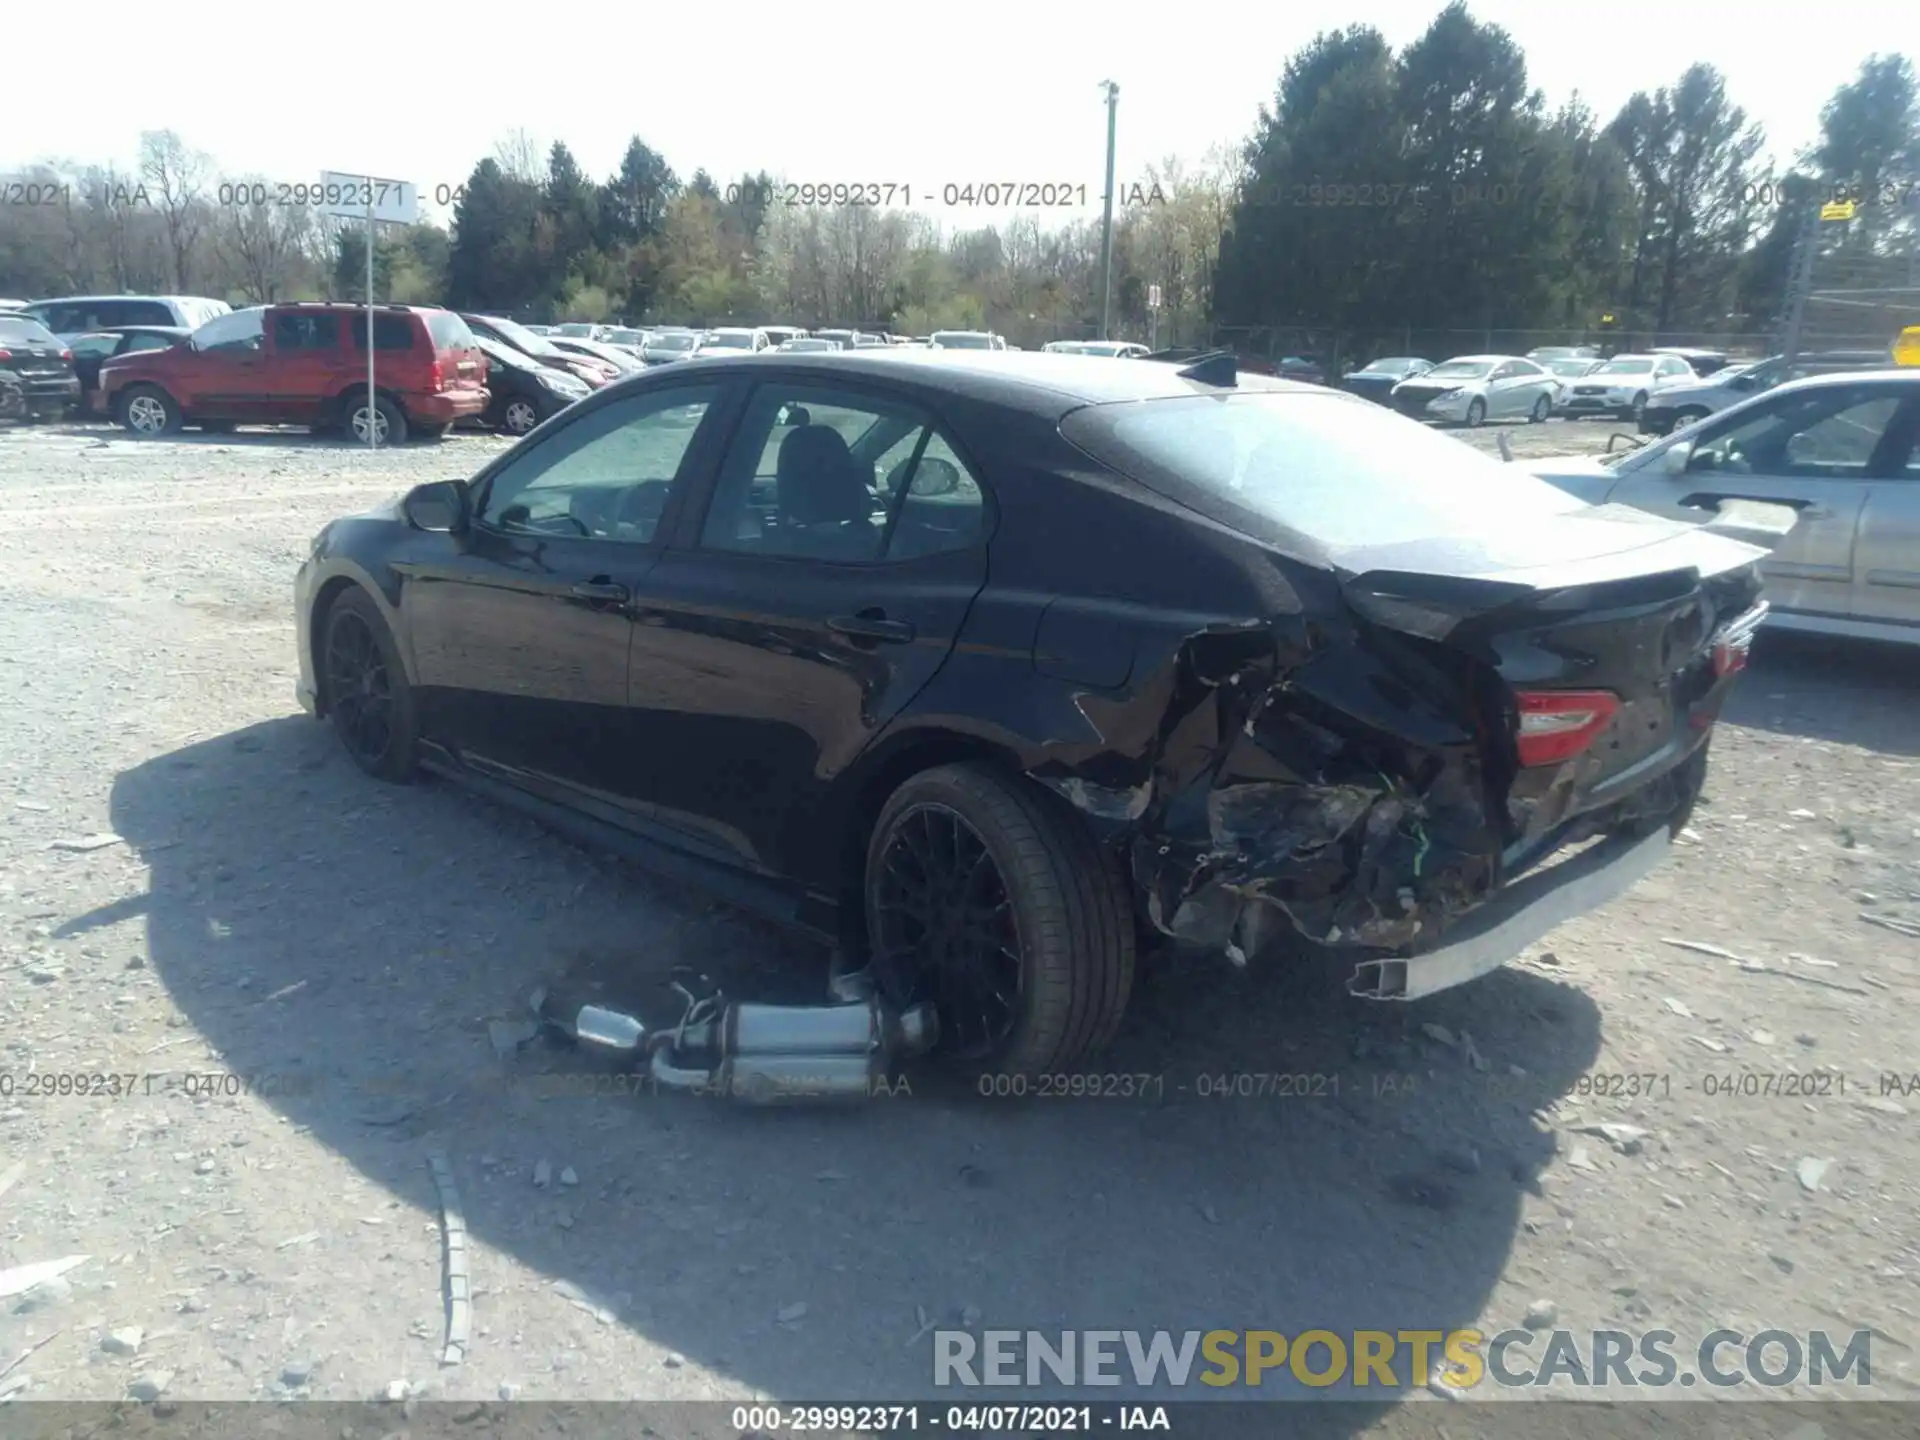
[570,579,629,603]
[828,611,916,644]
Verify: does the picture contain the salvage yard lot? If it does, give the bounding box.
[2,419,1918,1419]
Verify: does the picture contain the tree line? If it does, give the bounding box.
[2,3,1913,357]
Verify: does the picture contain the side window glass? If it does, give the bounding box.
[884,432,986,561]
[193,309,265,354]
[69,335,117,357]
[1688,391,1902,478]
[272,312,342,350]
[701,388,903,561]
[476,385,718,543]
[124,334,174,354]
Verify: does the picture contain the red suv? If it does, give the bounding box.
[97,303,488,443]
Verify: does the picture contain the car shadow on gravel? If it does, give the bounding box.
[105,715,1604,1420]
[1723,631,1920,757]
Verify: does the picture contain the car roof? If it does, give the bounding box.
[620,348,1318,416]
[1767,368,1920,396]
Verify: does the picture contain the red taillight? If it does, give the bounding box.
[1514,689,1620,767]
[0,349,11,362]
[1711,639,1749,678]
[429,359,446,390]
[60,348,73,362]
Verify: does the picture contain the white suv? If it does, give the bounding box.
[1556,353,1697,422]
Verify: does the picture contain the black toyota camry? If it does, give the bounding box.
[295,348,1776,1076]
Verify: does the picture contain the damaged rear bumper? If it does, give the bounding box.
[1347,826,1671,1000]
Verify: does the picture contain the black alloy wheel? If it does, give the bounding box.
[871,802,1023,1059]
[865,763,1134,1077]
[323,590,417,781]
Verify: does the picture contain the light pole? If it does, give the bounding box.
[1098,80,1119,342]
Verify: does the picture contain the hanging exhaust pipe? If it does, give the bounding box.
[542,988,939,1105]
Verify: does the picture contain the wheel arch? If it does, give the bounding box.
[306,565,415,714]
[815,725,1034,948]
[329,382,412,424]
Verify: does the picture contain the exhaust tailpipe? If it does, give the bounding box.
[542,989,939,1105]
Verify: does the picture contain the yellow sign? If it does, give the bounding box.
[1820,200,1857,221]
[1600,314,1615,324]
[1894,326,1920,367]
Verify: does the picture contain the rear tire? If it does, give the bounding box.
[117,384,181,436]
[320,588,418,782]
[344,391,408,447]
[864,762,1135,1078]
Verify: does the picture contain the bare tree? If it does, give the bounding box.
[212,177,313,301]
[493,129,546,184]
[139,130,213,291]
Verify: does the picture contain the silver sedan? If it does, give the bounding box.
[1524,369,1920,645]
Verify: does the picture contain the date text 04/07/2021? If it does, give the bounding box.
[728,1404,1170,1433]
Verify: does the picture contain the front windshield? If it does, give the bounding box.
[486,316,565,359]
[783,339,837,351]
[932,333,994,349]
[1360,358,1419,374]
[1547,359,1597,376]
[706,333,755,349]
[1426,361,1493,380]
[647,334,696,352]
[555,324,595,337]
[1598,358,1655,374]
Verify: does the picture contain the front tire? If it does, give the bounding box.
[865,763,1135,1077]
[345,391,408,447]
[117,384,182,436]
[1465,397,1486,427]
[1628,391,1649,423]
[1671,406,1708,432]
[321,588,417,782]
[1529,393,1551,423]
[501,397,541,436]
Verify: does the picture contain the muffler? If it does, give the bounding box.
[544,985,939,1105]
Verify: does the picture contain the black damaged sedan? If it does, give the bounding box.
[296,349,1774,1076]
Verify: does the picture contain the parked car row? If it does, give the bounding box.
[1343,348,1733,427]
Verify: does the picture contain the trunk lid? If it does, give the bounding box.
[1336,513,1768,849]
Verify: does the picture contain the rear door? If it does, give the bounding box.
[400,382,729,802]
[620,377,991,873]
[266,310,348,422]
[425,310,486,403]
[1609,381,1910,622]
[1851,401,1920,631]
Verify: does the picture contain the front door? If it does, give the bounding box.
[169,308,270,420]
[399,382,730,803]
[622,379,991,875]
[1610,382,1910,622]
[1851,402,1920,631]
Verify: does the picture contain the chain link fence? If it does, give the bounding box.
[1790,242,1920,361]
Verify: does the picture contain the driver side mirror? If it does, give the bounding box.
[1730,375,1756,392]
[1659,440,1694,476]
[404,479,469,533]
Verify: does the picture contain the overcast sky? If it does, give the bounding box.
[5,0,1910,224]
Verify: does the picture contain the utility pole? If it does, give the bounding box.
[1098,80,1119,342]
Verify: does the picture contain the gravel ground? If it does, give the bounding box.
[2,414,1918,1428]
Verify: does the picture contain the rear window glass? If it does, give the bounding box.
[0,316,60,345]
[347,313,418,351]
[425,311,476,351]
[1059,390,1584,550]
